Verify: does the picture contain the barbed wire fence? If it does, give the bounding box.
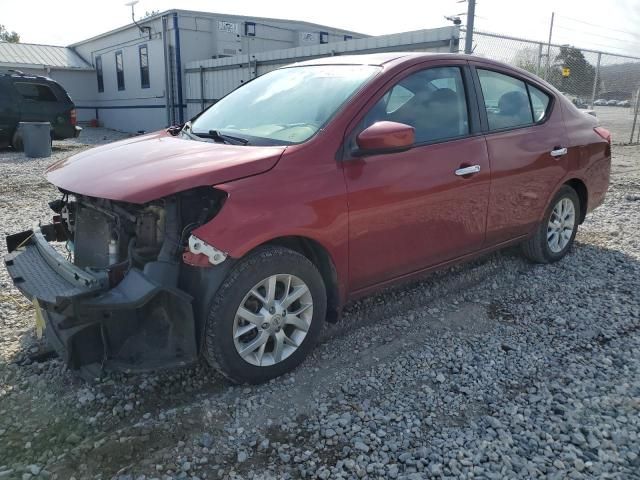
[460,28,640,145]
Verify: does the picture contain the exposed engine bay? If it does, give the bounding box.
[52,187,226,273]
[5,187,232,378]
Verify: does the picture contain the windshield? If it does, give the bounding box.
[190,65,381,145]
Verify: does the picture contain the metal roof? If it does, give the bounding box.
[69,9,367,47]
[0,42,92,70]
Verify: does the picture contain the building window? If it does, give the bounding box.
[115,50,125,91]
[320,31,329,44]
[344,35,353,41]
[96,56,104,93]
[245,21,256,37]
[139,45,150,89]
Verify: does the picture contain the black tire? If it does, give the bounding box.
[11,130,23,151]
[521,185,581,263]
[204,246,327,384]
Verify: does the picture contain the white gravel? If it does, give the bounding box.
[0,132,639,480]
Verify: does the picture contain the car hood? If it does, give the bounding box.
[46,130,286,203]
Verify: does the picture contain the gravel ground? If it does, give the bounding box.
[0,130,639,480]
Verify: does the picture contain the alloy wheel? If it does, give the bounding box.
[547,197,576,253]
[233,274,313,366]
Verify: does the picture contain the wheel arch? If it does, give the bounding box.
[563,178,588,224]
[254,235,342,323]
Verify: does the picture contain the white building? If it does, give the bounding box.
[1,9,366,132]
[0,10,461,134]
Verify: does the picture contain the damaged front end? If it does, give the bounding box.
[4,187,230,378]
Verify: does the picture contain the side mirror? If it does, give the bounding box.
[354,121,415,155]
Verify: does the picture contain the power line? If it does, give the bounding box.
[556,14,640,40]
[550,38,637,57]
[468,28,639,59]
[555,25,640,49]
[472,9,640,57]
[472,19,639,57]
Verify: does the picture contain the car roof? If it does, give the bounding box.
[287,52,554,91]
[0,71,55,82]
[290,52,478,67]
[291,52,416,66]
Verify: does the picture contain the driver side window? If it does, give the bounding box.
[361,66,469,144]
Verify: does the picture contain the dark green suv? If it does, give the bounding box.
[0,71,81,149]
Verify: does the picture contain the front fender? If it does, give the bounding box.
[191,153,350,302]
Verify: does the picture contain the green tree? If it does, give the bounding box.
[0,24,20,43]
[548,46,597,98]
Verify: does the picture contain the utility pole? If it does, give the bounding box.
[544,12,555,80]
[464,0,476,54]
[590,52,602,109]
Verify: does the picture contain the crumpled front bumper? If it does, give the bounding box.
[4,227,198,377]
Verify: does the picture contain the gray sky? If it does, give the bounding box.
[3,0,640,57]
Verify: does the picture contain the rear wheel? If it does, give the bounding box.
[204,246,326,384]
[521,185,580,263]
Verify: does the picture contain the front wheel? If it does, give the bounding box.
[204,246,326,384]
[521,185,581,263]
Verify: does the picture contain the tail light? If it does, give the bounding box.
[594,126,611,144]
[70,108,77,126]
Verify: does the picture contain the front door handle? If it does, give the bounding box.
[550,147,568,157]
[455,165,481,176]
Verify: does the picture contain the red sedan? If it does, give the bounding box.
[5,53,611,383]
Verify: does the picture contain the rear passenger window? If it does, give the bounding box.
[528,85,550,122]
[14,82,58,102]
[477,69,533,131]
[361,66,469,144]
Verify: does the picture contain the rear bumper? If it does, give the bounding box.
[52,124,82,140]
[4,227,197,375]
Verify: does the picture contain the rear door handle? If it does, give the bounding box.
[455,165,481,176]
[550,147,568,157]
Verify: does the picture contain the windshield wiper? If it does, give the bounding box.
[209,130,250,145]
[190,129,249,145]
[180,123,249,145]
[209,130,249,145]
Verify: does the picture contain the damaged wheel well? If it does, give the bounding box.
[261,236,341,323]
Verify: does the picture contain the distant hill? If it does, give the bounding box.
[599,62,640,98]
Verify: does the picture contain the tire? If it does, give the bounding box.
[204,245,327,384]
[11,130,23,151]
[521,185,581,263]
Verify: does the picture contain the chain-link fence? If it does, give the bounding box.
[461,29,640,144]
